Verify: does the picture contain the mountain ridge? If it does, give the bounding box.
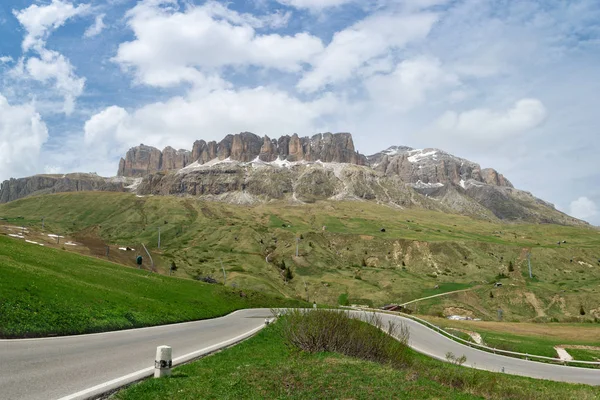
[0,132,584,226]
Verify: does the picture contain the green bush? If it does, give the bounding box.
[338,293,349,306]
[281,309,411,369]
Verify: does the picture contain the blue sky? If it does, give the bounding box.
[0,0,599,225]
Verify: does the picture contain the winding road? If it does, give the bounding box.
[1,309,598,400]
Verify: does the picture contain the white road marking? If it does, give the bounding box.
[56,323,266,400]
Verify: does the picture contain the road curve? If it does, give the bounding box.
[0,309,274,400]
[348,310,599,386]
[1,309,598,400]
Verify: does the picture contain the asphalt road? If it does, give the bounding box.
[349,311,599,386]
[0,309,273,400]
[1,309,598,400]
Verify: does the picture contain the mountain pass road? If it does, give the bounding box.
[1,308,598,400]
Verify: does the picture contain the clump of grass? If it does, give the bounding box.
[281,309,412,369]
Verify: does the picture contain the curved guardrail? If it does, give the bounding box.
[358,307,600,368]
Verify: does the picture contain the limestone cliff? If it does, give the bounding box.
[0,174,129,203]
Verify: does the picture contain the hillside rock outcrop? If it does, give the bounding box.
[0,174,129,203]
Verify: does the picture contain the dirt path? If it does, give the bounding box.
[524,292,546,317]
[554,346,573,361]
[400,287,478,307]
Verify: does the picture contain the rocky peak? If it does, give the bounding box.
[117,144,191,177]
[369,147,513,190]
[117,144,163,177]
[118,132,367,177]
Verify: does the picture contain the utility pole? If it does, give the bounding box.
[527,252,532,279]
[296,237,299,257]
[220,258,226,285]
[142,243,154,272]
[41,217,45,230]
[158,227,161,249]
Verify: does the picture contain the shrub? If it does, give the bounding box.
[281,309,411,369]
[489,291,494,299]
[508,261,514,272]
[580,305,586,316]
[338,293,349,306]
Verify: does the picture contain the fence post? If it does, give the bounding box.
[154,345,172,378]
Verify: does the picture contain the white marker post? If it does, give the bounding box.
[154,345,172,378]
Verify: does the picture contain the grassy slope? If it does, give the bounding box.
[115,322,600,400]
[0,235,304,338]
[2,192,600,321]
[421,316,600,361]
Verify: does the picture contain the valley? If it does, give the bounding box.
[2,191,598,323]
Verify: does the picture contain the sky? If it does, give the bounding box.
[0,0,599,225]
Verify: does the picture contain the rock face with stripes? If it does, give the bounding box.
[118,132,367,177]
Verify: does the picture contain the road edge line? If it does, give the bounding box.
[57,323,267,400]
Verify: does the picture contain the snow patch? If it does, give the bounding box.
[48,234,64,238]
[8,234,25,239]
[408,150,438,163]
[412,180,444,189]
[459,179,466,189]
[125,178,143,191]
[64,241,77,246]
[25,240,44,246]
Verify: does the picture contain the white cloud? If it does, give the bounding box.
[366,56,459,111]
[0,56,14,64]
[11,1,88,114]
[274,0,355,11]
[0,94,49,181]
[114,0,323,87]
[298,11,438,92]
[434,98,547,141]
[202,1,291,29]
[13,0,90,51]
[44,165,62,174]
[23,49,85,115]
[83,86,339,165]
[84,14,106,38]
[569,197,598,220]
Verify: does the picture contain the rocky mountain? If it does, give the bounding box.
[369,146,512,189]
[119,132,365,177]
[0,173,133,203]
[0,132,584,226]
[118,145,192,177]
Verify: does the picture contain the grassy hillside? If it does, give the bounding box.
[421,316,600,361]
[115,319,600,400]
[1,191,599,322]
[0,234,304,338]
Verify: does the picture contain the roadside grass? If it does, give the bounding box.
[420,316,600,362]
[567,349,600,362]
[445,328,474,342]
[115,313,600,400]
[0,235,305,338]
[2,192,600,320]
